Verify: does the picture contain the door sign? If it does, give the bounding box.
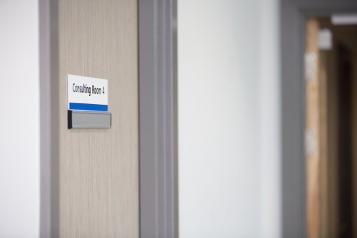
[67,74,109,112]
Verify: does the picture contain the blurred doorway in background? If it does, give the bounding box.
[305,16,357,238]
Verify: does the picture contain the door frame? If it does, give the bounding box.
[39,0,59,237]
[138,0,178,238]
[280,0,357,237]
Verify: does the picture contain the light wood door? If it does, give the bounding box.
[305,18,321,238]
[58,0,138,237]
[305,18,339,238]
[305,18,333,238]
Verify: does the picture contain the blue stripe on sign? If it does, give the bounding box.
[69,103,108,111]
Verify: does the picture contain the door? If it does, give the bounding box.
[57,0,139,236]
[305,16,357,238]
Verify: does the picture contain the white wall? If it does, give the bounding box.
[0,0,40,237]
[178,0,281,237]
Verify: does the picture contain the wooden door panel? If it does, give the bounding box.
[58,0,139,236]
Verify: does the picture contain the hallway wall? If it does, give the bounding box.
[0,0,40,237]
[178,0,281,237]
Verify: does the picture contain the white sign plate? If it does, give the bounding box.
[67,74,108,111]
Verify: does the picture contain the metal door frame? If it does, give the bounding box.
[138,0,178,237]
[280,0,357,237]
[39,0,59,237]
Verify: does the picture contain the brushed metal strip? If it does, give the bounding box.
[68,110,111,129]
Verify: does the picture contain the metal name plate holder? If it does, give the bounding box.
[68,110,111,129]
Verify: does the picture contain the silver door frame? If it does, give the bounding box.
[138,0,178,238]
[280,0,357,237]
[39,0,59,237]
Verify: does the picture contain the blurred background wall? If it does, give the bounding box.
[178,0,281,237]
[0,0,40,237]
